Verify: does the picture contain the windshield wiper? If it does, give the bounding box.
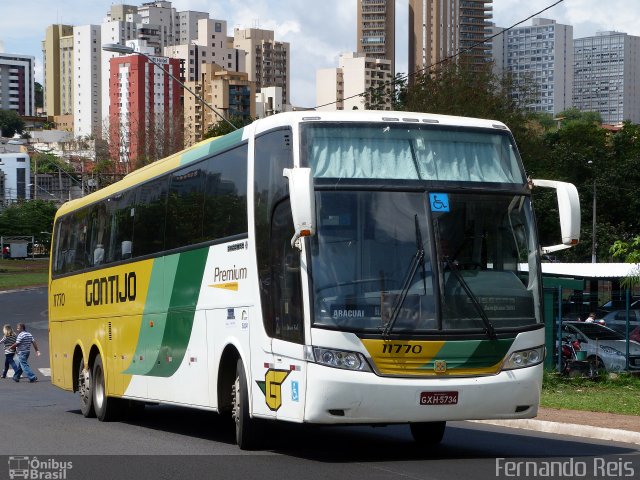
[443,256,497,340]
[383,215,425,338]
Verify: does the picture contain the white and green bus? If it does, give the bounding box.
[49,111,580,449]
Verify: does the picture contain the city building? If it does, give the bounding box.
[74,25,102,138]
[108,47,182,169]
[184,63,256,146]
[493,18,573,115]
[316,52,393,111]
[100,2,204,134]
[175,9,209,45]
[42,24,74,117]
[357,0,395,77]
[0,150,31,204]
[574,31,640,125]
[165,18,245,82]
[0,53,35,116]
[409,0,493,78]
[256,86,285,118]
[233,28,290,105]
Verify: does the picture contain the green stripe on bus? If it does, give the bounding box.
[180,128,245,166]
[145,248,209,377]
[124,255,180,375]
[419,338,514,370]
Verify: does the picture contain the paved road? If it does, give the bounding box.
[1,287,639,480]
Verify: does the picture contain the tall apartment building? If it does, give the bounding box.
[42,24,74,116]
[234,28,290,106]
[357,0,395,77]
[493,18,573,115]
[165,18,245,82]
[101,3,208,132]
[316,52,393,111]
[409,0,493,77]
[74,25,102,138]
[0,53,35,116]
[109,50,182,167]
[184,63,255,146]
[574,31,640,124]
[175,10,209,45]
[137,1,178,51]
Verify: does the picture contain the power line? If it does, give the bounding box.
[313,0,566,110]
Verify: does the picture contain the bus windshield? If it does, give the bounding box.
[309,191,540,334]
[302,122,539,334]
[301,122,525,183]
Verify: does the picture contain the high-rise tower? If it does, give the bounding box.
[357,0,395,77]
[409,0,493,77]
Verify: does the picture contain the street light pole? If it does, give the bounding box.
[587,160,596,263]
[592,178,596,263]
[101,43,237,132]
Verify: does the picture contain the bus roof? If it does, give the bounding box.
[251,110,510,135]
[55,110,511,218]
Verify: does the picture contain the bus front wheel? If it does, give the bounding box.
[92,354,123,422]
[78,357,95,418]
[410,421,446,445]
[232,358,261,450]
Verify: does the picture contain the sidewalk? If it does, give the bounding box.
[473,408,640,445]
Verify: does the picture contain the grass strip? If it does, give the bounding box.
[542,371,640,416]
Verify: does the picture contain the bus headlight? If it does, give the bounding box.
[502,346,545,370]
[310,347,372,372]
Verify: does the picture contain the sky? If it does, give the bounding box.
[1,0,640,108]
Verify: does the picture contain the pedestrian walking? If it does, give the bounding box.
[11,323,40,383]
[1,324,18,378]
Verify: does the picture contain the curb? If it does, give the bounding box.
[471,419,640,445]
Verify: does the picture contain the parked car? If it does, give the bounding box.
[598,310,640,338]
[598,297,640,315]
[561,321,640,373]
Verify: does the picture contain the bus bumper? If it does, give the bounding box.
[303,363,543,424]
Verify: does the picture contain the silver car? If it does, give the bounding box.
[599,310,640,338]
[561,321,640,373]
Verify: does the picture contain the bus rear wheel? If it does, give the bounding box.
[78,357,95,418]
[232,358,261,450]
[92,354,123,422]
[410,421,446,445]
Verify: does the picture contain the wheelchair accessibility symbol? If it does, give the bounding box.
[429,193,450,212]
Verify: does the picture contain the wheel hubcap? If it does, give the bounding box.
[95,367,104,409]
[232,376,240,425]
[79,368,90,403]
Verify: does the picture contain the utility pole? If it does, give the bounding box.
[591,178,596,263]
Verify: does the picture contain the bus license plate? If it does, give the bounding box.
[420,391,458,405]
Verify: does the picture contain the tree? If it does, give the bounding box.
[35,82,44,110]
[203,116,253,139]
[0,200,58,251]
[0,109,25,137]
[611,236,640,287]
[364,73,408,111]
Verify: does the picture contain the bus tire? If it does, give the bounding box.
[92,354,123,422]
[410,421,446,445]
[78,357,95,418]
[232,358,261,450]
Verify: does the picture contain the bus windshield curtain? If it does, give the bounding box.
[309,131,520,183]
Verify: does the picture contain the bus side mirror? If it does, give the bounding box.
[283,167,316,250]
[531,179,581,253]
